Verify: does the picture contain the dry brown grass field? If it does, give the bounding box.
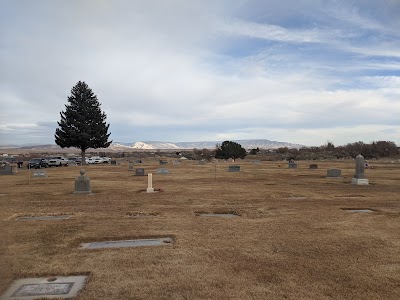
[1,159,400,299]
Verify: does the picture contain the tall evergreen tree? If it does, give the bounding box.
[55,81,111,164]
[215,141,247,160]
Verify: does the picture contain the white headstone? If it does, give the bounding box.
[146,173,154,193]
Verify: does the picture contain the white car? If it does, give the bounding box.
[48,156,68,167]
[86,157,104,164]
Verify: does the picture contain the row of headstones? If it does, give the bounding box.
[74,170,159,194]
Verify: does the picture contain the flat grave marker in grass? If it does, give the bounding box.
[196,211,240,218]
[1,275,87,300]
[341,208,375,213]
[80,237,173,249]
[228,165,240,172]
[285,196,307,200]
[127,212,159,218]
[16,215,72,221]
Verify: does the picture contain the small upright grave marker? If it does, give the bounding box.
[228,165,240,172]
[157,168,169,174]
[0,164,17,175]
[128,162,134,171]
[146,173,154,193]
[327,169,341,178]
[288,161,297,169]
[33,170,47,177]
[74,169,91,194]
[352,154,369,185]
[159,160,168,165]
[309,164,318,169]
[111,160,117,165]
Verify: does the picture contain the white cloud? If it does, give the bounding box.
[0,0,399,146]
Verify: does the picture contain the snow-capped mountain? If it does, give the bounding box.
[131,141,180,149]
[109,139,304,150]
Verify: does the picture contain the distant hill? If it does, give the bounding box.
[110,139,304,150]
[0,139,304,151]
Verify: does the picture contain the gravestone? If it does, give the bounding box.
[0,164,17,175]
[309,164,318,169]
[157,168,169,174]
[172,160,181,165]
[1,276,87,299]
[288,162,297,169]
[198,160,206,165]
[111,160,117,165]
[252,160,261,164]
[74,169,91,194]
[80,237,173,249]
[198,213,239,218]
[159,160,168,165]
[16,215,71,221]
[128,162,134,171]
[327,169,341,177]
[33,170,47,177]
[352,154,369,185]
[146,173,154,193]
[228,165,240,172]
[135,168,145,176]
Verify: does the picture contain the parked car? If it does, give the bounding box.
[101,157,111,163]
[68,157,81,165]
[86,157,104,164]
[27,158,49,169]
[48,156,69,167]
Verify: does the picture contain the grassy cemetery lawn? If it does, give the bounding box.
[1,159,400,299]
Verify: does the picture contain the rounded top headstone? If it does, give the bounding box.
[80,169,85,176]
[357,154,364,158]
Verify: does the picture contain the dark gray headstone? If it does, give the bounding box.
[288,162,297,169]
[128,163,134,170]
[228,165,240,172]
[159,160,168,165]
[135,168,145,176]
[74,169,91,194]
[111,160,117,165]
[352,154,369,185]
[327,169,341,177]
[0,164,17,175]
[309,164,318,169]
[354,154,365,179]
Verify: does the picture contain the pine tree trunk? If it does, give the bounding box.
[81,149,86,165]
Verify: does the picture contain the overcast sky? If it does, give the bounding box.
[1,0,399,147]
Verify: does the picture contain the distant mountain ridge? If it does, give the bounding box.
[110,139,304,150]
[0,139,304,151]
